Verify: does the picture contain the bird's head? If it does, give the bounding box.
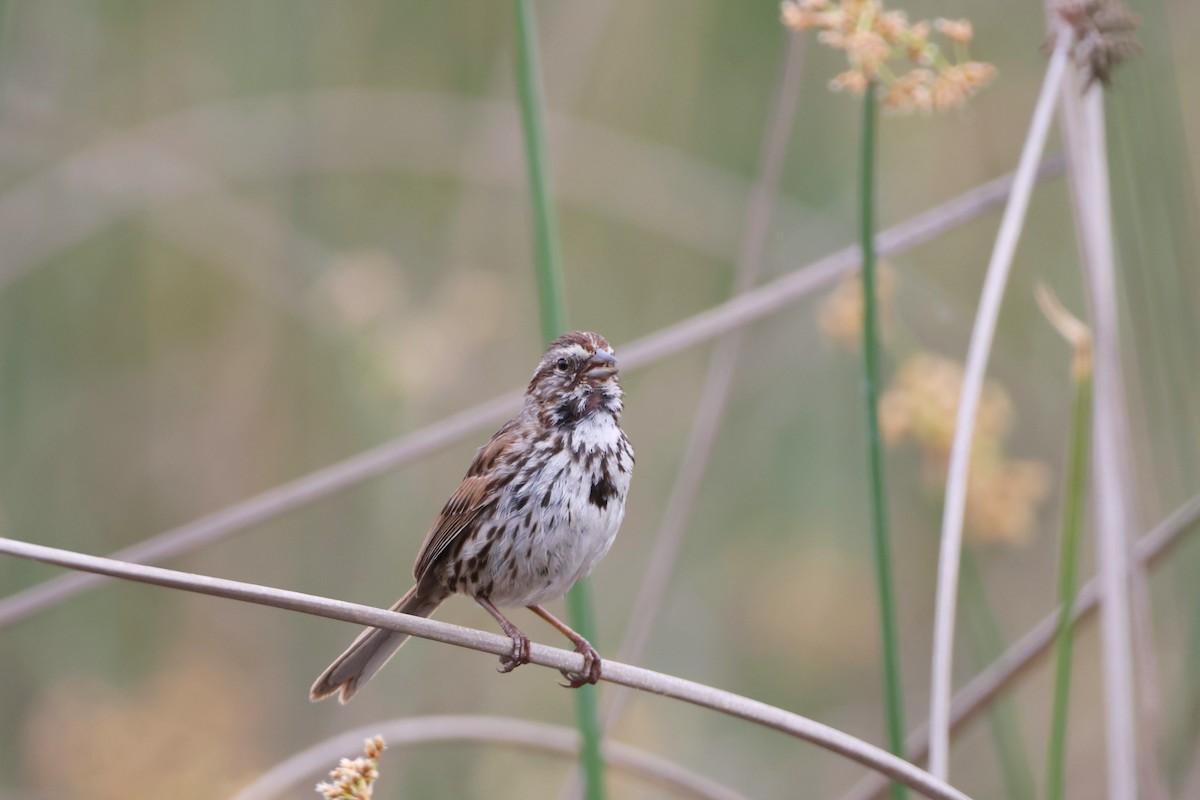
[526,331,623,426]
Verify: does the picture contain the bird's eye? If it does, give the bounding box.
[555,358,570,373]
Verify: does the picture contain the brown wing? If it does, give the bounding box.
[412,419,518,582]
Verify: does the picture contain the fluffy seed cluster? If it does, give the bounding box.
[1053,0,1141,89]
[781,0,995,113]
[315,736,386,800]
[879,353,1051,545]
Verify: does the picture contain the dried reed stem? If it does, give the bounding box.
[1058,60,1140,800]
[926,28,1074,781]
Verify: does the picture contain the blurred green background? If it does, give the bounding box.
[1,1,1198,798]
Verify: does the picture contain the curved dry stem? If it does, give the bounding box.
[618,158,1064,374]
[926,29,1074,780]
[232,715,745,800]
[0,158,1063,632]
[842,492,1200,800]
[0,536,969,800]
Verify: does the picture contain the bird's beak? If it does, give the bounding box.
[584,350,618,380]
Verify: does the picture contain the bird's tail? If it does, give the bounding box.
[310,583,447,703]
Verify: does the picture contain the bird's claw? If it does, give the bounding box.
[497,630,531,674]
[558,640,601,688]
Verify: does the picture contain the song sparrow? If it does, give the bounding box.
[311,331,634,703]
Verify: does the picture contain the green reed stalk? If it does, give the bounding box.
[513,2,605,799]
[859,85,908,800]
[1046,370,1093,800]
[514,0,568,337]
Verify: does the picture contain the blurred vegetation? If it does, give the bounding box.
[0,1,1197,798]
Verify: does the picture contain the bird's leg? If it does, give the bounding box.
[476,597,531,673]
[528,604,602,688]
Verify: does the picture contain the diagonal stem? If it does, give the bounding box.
[957,550,1037,799]
[0,161,1064,632]
[841,492,1200,800]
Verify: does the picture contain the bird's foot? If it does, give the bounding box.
[559,639,601,688]
[497,629,531,674]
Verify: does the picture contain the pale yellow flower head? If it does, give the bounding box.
[879,352,1050,546]
[781,0,996,113]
